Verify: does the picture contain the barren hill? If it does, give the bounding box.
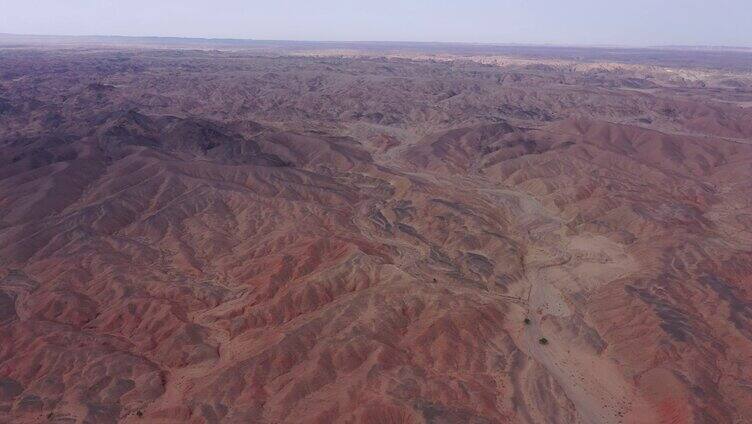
[1,44,751,423]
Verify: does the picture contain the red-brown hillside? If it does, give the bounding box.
[1,43,752,423]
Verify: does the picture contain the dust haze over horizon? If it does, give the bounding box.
[2,0,751,47]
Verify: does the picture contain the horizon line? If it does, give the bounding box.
[1,32,751,52]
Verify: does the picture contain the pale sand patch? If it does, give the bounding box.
[520,227,655,423]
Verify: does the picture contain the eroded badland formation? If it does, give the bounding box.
[1,38,752,423]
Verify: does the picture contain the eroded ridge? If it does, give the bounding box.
[1,44,752,423]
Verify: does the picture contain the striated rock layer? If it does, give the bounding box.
[1,44,752,423]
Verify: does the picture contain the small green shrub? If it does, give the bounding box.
[538,337,549,345]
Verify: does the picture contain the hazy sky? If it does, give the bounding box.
[1,0,750,46]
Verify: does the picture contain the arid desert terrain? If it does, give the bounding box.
[1,37,752,423]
